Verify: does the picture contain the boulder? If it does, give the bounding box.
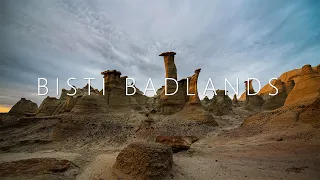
[155,136,199,153]
[112,142,173,180]
[8,98,38,116]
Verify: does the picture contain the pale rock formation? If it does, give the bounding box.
[208,90,233,116]
[8,98,38,116]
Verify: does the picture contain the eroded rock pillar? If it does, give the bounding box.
[187,68,201,105]
[158,52,183,114]
[160,52,177,80]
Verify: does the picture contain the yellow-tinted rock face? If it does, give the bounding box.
[284,68,320,106]
[187,68,201,105]
[158,52,186,114]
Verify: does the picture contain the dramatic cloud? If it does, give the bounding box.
[1,0,320,108]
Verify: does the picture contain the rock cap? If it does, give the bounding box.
[159,52,176,56]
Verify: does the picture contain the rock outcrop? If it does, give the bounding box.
[158,52,185,114]
[299,98,320,124]
[209,90,233,115]
[244,80,265,110]
[0,158,72,177]
[36,97,63,117]
[112,142,173,180]
[70,94,106,114]
[187,68,202,105]
[261,79,288,110]
[315,64,320,73]
[232,94,239,106]
[285,64,320,106]
[201,96,211,109]
[8,98,38,116]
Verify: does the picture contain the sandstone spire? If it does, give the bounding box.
[187,68,201,105]
[159,52,177,80]
[158,52,184,114]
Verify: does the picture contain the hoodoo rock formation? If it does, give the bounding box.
[158,52,184,114]
[8,98,38,116]
[238,64,320,111]
[187,68,202,105]
[101,70,127,107]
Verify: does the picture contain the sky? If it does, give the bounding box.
[1,0,320,112]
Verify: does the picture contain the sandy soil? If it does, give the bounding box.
[1,137,319,180]
[0,106,319,180]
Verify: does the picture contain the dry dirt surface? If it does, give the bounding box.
[0,106,319,180]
